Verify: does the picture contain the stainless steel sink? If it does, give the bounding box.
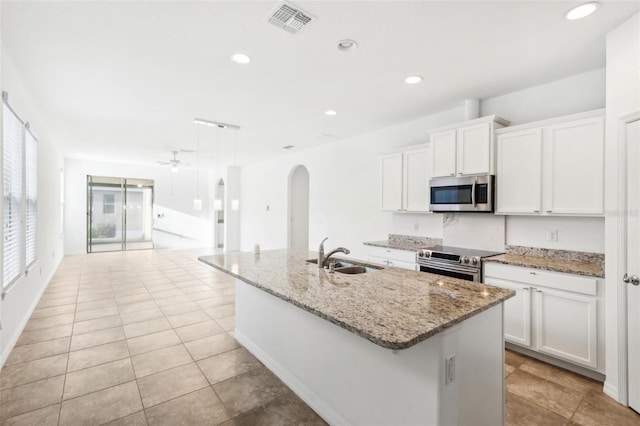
[334,265,379,274]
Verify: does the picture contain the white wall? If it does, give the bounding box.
[240,69,606,257]
[603,12,640,402]
[64,158,213,254]
[506,216,605,253]
[0,48,65,366]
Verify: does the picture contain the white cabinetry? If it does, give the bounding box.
[430,116,509,178]
[365,245,417,270]
[380,145,430,213]
[484,263,603,371]
[496,110,604,216]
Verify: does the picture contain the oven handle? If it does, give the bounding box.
[417,260,478,274]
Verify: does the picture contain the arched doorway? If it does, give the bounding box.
[214,178,225,249]
[288,165,310,250]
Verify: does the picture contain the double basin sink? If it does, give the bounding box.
[306,258,382,274]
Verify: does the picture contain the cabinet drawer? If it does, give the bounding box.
[365,246,417,263]
[483,263,597,296]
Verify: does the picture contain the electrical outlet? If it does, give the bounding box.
[547,230,558,242]
[445,355,456,385]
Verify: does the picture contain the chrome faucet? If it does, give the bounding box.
[317,237,351,268]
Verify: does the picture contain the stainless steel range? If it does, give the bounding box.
[416,246,503,282]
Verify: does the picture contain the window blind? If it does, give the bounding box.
[26,128,37,268]
[3,102,24,288]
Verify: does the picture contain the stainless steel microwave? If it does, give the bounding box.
[429,174,495,213]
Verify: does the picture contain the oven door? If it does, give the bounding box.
[418,262,480,282]
[429,175,494,213]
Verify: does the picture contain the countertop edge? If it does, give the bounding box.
[483,256,605,278]
[199,256,515,350]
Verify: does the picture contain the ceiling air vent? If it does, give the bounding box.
[267,1,315,34]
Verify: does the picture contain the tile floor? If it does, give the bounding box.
[0,249,637,425]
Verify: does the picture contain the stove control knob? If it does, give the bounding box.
[471,257,479,265]
[421,250,431,258]
[462,256,469,264]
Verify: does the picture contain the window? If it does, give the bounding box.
[2,97,39,289]
[103,194,115,214]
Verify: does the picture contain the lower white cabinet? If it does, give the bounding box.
[365,245,418,271]
[484,263,602,371]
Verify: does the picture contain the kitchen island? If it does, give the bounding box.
[199,249,514,425]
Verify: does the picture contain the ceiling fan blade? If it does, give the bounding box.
[179,149,195,153]
[157,161,170,165]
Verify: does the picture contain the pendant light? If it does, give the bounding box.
[193,122,203,211]
[213,125,223,211]
[231,128,240,211]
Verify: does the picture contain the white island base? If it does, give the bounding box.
[234,279,506,426]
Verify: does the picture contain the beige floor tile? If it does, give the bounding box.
[0,376,65,420]
[145,387,230,426]
[213,366,289,417]
[220,391,326,426]
[73,315,122,335]
[131,344,193,378]
[0,353,68,390]
[118,301,159,314]
[67,340,130,372]
[149,289,185,299]
[137,363,209,408]
[103,411,148,426]
[174,320,224,343]
[505,364,516,378]
[184,333,239,361]
[70,326,125,351]
[4,336,70,366]
[24,313,75,331]
[519,358,602,394]
[505,392,568,426]
[16,323,73,346]
[159,301,201,317]
[119,308,164,326]
[112,286,148,297]
[187,290,219,301]
[30,304,76,319]
[37,296,77,309]
[116,293,153,306]
[154,295,192,307]
[180,284,213,294]
[573,390,640,426]
[197,347,262,385]
[74,305,119,322]
[205,303,235,320]
[215,316,235,332]
[126,329,181,356]
[505,349,530,368]
[77,291,115,303]
[165,310,210,328]
[506,369,582,418]
[123,318,171,339]
[59,381,143,426]
[197,295,235,309]
[64,358,135,400]
[76,298,117,312]
[2,403,60,426]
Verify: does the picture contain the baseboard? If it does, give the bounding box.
[234,328,350,426]
[603,381,619,402]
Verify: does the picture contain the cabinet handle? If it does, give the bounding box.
[533,210,540,213]
[529,271,536,275]
[546,210,552,213]
[536,290,542,293]
[388,261,394,266]
[450,173,455,176]
[523,287,530,290]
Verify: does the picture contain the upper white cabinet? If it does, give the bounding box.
[496,110,604,216]
[380,145,430,213]
[430,116,509,178]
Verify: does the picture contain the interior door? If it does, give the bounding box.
[626,116,640,412]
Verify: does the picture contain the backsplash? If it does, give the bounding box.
[506,245,605,267]
[388,234,443,246]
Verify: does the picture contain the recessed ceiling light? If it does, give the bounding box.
[231,53,251,64]
[337,39,358,52]
[565,2,600,20]
[405,75,423,85]
[325,110,337,116]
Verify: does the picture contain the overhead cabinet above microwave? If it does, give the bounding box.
[429,115,510,178]
[495,109,605,216]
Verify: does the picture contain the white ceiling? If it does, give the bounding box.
[2,1,639,169]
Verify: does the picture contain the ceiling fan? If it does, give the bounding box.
[158,149,193,173]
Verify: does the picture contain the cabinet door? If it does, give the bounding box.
[430,130,457,178]
[380,153,403,211]
[403,147,430,212]
[457,121,492,176]
[496,128,542,214]
[484,277,532,347]
[535,288,598,369]
[543,116,604,215]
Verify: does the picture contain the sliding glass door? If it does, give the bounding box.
[87,176,154,253]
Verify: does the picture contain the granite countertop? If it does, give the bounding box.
[483,254,604,278]
[199,249,514,350]
[363,235,443,252]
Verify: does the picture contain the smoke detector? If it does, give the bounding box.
[267,1,315,34]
